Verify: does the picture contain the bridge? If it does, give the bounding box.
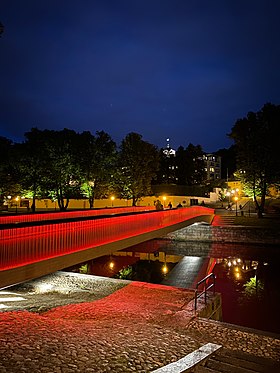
[0,206,214,289]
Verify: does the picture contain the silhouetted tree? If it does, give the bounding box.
[15,128,50,212]
[229,103,280,217]
[79,131,117,208]
[117,133,159,206]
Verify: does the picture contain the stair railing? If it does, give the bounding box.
[194,273,215,311]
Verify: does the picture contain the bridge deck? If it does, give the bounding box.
[0,206,214,288]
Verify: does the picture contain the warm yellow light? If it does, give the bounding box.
[228,261,232,267]
[234,196,238,202]
[15,196,20,201]
[7,195,11,199]
[109,261,114,269]
[162,196,167,201]
[233,260,237,265]
[162,265,168,274]
[110,196,115,201]
[236,272,240,279]
[235,267,239,272]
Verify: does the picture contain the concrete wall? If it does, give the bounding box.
[11,193,220,212]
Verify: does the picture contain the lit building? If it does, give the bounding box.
[203,153,222,181]
[161,138,177,184]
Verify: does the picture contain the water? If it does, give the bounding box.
[70,239,280,334]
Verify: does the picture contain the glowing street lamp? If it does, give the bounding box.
[110,196,115,207]
[162,264,168,275]
[162,195,167,208]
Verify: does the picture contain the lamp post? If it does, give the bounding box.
[226,191,231,208]
[234,196,238,216]
[110,196,115,207]
[15,196,20,213]
[162,195,167,208]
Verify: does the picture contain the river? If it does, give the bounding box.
[70,239,280,335]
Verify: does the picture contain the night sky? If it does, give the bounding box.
[1,1,279,152]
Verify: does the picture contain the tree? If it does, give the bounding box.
[117,133,159,206]
[0,136,19,205]
[15,128,49,212]
[175,143,206,185]
[229,103,280,218]
[42,129,82,211]
[215,145,237,180]
[79,131,117,208]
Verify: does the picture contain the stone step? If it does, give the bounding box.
[196,348,280,373]
[212,215,236,226]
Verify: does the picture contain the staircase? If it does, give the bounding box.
[212,212,236,226]
[196,348,280,372]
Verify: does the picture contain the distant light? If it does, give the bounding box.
[109,261,114,269]
[228,261,232,267]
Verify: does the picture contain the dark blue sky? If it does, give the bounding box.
[1,1,279,152]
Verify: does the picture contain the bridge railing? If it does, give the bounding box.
[0,206,214,271]
[0,206,154,226]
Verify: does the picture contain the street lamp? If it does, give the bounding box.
[234,196,238,216]
[226,191,231,208]
[110,196,115,207]
[162,195,167,208]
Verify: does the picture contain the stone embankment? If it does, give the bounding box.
[167,223,280,246]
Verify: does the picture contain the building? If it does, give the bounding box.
[203,153,222,181]
[161,138,178,184]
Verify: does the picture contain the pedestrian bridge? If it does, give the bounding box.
[0,206,214,289]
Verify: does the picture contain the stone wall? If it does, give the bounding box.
[167,224,280,246]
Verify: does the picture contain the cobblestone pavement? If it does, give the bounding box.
[0,273,279,372]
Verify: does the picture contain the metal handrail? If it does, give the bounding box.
[194,273,215,311]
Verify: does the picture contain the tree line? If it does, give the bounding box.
[0,130,160,211]
[0,102,279,216]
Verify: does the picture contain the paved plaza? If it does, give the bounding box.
[0,273,279,372]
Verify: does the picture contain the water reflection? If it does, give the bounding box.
[69,239,280,334]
